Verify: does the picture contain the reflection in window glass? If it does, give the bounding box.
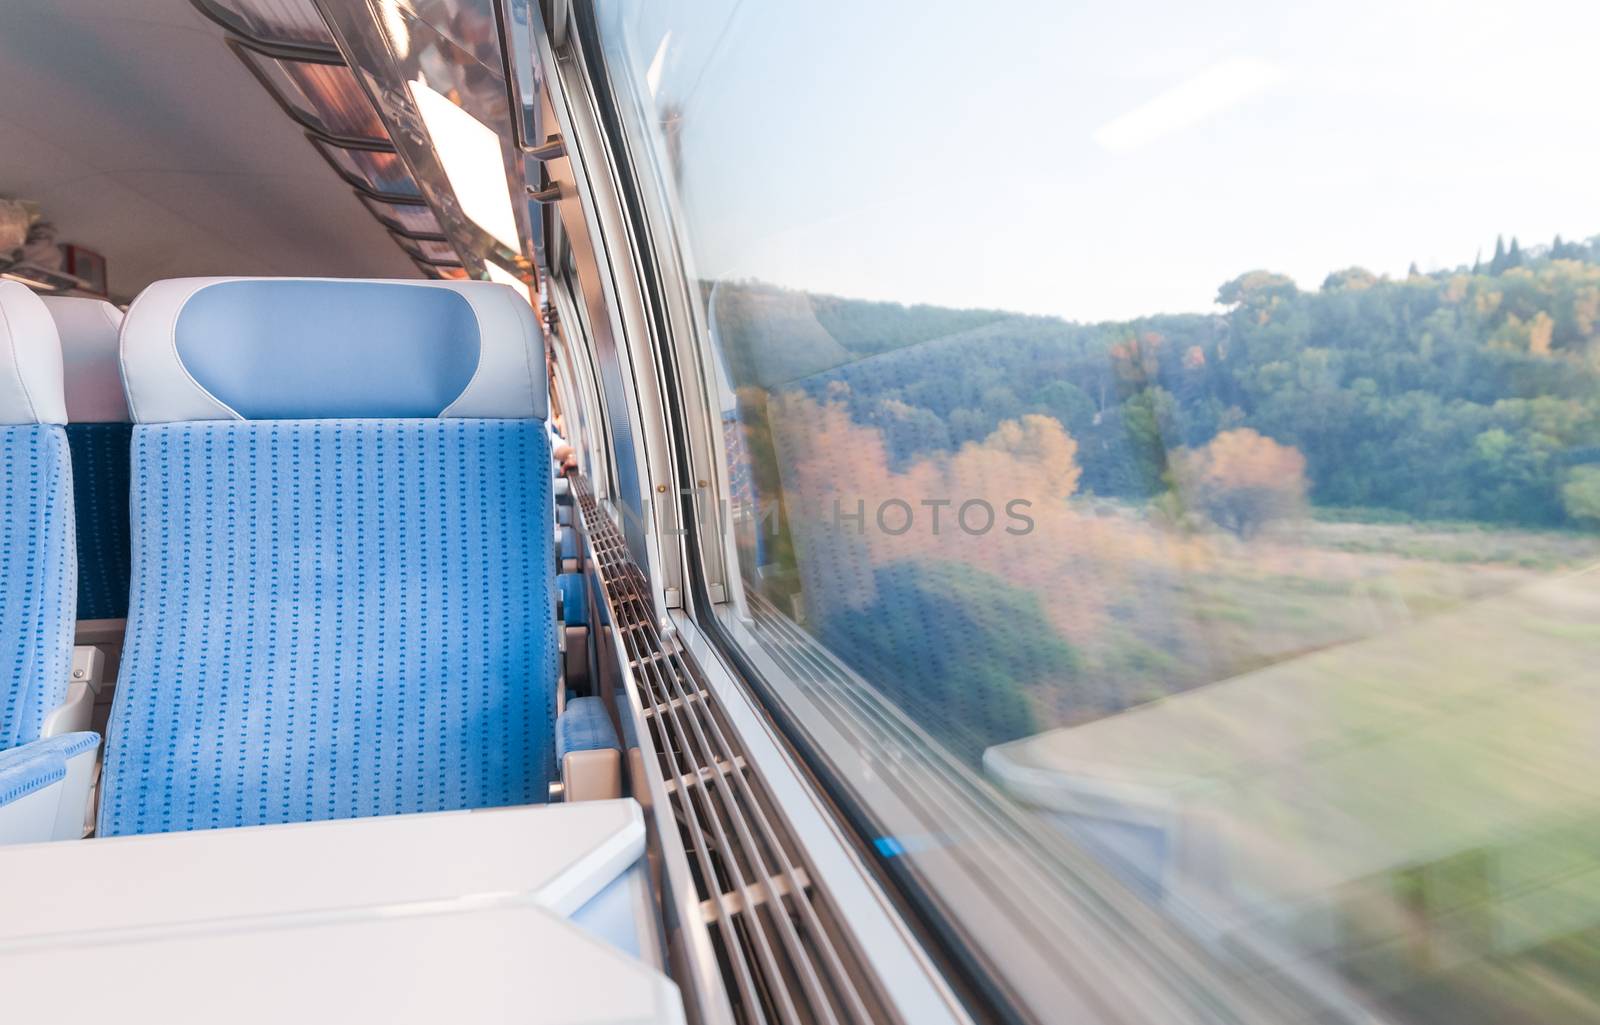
[595,2,1600,1021]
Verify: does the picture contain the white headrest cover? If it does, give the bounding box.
[43,297,127,422]
[121,277,545,424]
[0,281,67,425]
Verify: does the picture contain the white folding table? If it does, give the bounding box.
[0,800,682,1024]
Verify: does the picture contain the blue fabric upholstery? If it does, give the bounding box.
[99,419,556,836]
[558,573,588,627]
[0,425,76,750]
[0,741,65,808]
[174,280,480,419]
[31,730,100,760]
[65,422,132,620]
[557,697,619,761]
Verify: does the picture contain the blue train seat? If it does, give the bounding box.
[45,296,132,623]
[0,281,101,843]
[97,277,558,836]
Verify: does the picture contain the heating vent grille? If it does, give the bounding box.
[572,476,895,1025]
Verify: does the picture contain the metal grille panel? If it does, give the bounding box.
[572,476,894,1025]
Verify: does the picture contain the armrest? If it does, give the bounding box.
[0,732,100,844]
[558,525,580,574]
[40,646,105,738]
[557,697,621,802]
[558,572,592,692]
[0,744,65,844]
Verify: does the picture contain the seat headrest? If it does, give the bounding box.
[42,297,127,423]
[121,277,546,423]
[0,281,66,426]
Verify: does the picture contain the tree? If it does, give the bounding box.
[1037,379,1097,437]
[1552,235,1589,261]
[1173,428,1309,539]
[1323,267,1379,292]
[1562,466,1600,526]
[739,229,1600,528]
[1217,270,1298,308]
[1528,311,1554,356]
[1490,235,1508,275]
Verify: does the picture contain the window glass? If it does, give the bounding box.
[593,2,1600,1020]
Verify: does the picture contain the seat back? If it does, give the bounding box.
[0,282,76,750]
[43,297,131,622]
[99,278,555,836]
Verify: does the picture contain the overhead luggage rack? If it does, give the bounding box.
[191,0,340,56]
[189,0,465,276]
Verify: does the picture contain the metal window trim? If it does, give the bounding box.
[548,270,615,496]
[532,0,684,607]
[491,0,543,152]
[668,610,977,1025]
[574,4,740,611]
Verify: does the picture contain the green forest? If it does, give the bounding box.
[710,235,1600,762]
[715,232,1600,529]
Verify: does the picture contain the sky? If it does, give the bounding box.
[600,0,1600,323]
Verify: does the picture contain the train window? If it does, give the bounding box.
[591,2,1600,1021]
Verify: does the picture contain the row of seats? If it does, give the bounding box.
[0,276,619,843]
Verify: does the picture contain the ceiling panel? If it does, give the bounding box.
[0,0,420,300]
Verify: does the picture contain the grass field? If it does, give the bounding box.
[995,527,1600,1024]
[1032,509,1600,729]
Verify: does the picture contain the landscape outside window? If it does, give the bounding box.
[598,2,1600,1020]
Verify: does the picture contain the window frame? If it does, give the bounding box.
[531,3,1024,1023]
[557,5,1347,1024]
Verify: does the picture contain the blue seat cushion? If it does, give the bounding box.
[99,419,557,836]
[557,573,588,627]
[0,424,76,749]
[557,696,619,760]
[65,422,133,621]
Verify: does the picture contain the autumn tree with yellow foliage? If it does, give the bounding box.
[1173,429,1309,539]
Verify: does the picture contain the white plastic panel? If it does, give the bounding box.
[3,903,684,1025]
[0,800,645,938]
